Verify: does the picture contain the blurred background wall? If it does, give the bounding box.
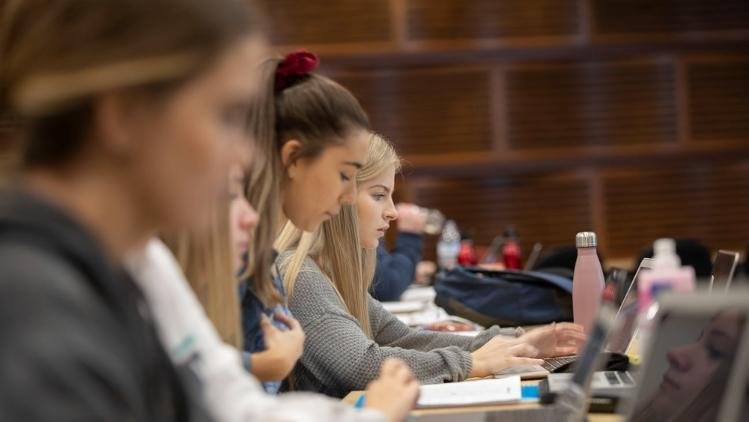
[2,1,748,267]
[257,0,749,266]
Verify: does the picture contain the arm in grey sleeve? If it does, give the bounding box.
[367,296,518,352]
[289,270,473,392]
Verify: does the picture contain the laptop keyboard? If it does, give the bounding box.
[604,371,621,385]
[619,371,635,385]
[542,355,578,372]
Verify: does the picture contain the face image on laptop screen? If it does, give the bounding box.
[628,309,747,422]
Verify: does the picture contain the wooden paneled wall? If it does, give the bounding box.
[258,0,749,262]
[1,1,747,263]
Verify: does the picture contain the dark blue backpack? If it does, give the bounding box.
[433,266,573,326]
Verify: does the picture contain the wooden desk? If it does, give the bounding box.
[342,380,622,422]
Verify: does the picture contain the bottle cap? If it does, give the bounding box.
[576,231,597,248]
[653,238,680,269]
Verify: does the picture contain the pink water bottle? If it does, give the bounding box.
[572,231,605,333]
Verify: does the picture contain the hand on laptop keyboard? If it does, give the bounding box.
[469,339,544,378]
[516,322,587,358]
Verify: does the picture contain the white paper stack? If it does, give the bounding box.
[417,376,522,408]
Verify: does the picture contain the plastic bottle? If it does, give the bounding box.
[457,233,478,266]
[572,231,606,333]
[631,238,696,357]
[501,226,522,270]
[638,238,696,312]
[437,220,461,270]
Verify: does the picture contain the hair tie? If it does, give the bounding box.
[274,50,319,91]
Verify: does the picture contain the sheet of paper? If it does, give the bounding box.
[400,286,436,303]
[417,376,522,408]
[381,301,426,314]
[450,330,482,337]
[394,307,449,326]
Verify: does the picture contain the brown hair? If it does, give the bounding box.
[161,199,242,348]
[244,55,370,306]
[0,0,262,167]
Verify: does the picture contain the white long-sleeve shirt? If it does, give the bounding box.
[125,239,384,422]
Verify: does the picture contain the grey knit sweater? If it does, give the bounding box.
[280,254,509,398]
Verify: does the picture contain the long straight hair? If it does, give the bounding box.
[244,55,370,307]
[161,198,242,348]
[276,133,401,338]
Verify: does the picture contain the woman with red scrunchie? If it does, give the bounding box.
[238,49,420,416]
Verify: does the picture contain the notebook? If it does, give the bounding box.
[416,376,522,408]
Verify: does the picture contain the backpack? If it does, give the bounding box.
[433,266,573,327]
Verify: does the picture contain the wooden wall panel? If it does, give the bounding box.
[688,59,749,142]
[336,68,492,155]
[506,61,677,149]
[408,173,592,260]
[259,1,749,260]
[604,161,749,257]
[406,0,580,41]
[593,0,749,35]
[257,0,391,45]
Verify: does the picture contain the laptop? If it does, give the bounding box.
[540,258,654,373]
[538,298,636,402]
[618,290,749,421]
[710,250,740,292]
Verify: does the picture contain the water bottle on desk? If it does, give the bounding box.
[457,234,478,266]
[572,231,605,333]
[501,226,522,270]
[437,220,461,270]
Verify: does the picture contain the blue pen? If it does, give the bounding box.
[353,394,367,409]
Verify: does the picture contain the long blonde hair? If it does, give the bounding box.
[161,199,242,348]
[276,132,401,338]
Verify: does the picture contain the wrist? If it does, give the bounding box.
[252,350,293,380]
[468,353,486,378]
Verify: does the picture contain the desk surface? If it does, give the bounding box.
[342,380,623,422]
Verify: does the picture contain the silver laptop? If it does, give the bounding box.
[710,250,740,292]
[618,290,749,421]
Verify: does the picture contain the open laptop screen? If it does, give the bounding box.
[607,258,653,354]
[628,307,747,421]
[711,250,740,292]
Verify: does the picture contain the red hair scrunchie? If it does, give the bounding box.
[274,50,320,91]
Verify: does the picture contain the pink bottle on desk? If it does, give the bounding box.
[572,231,605,333]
